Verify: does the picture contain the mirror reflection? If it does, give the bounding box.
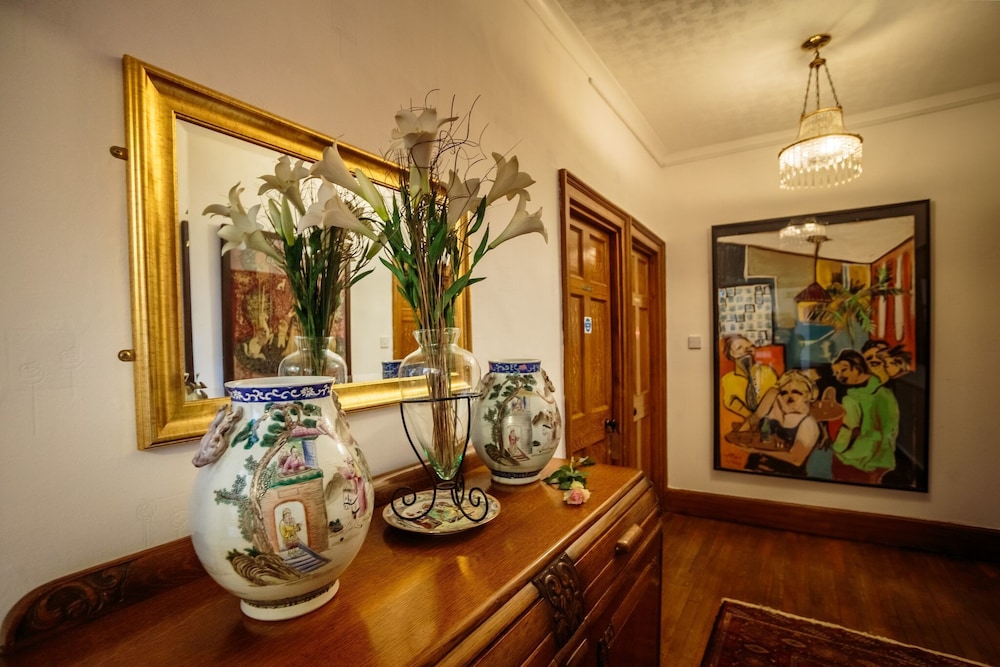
[177,122,402,398]
[123,55,470,448]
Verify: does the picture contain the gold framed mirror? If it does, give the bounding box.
[122,56,471,449]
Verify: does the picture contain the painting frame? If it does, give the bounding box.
[221,238,349,384]
[711,200,931,492]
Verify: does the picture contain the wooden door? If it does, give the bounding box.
[392,284,419,359]
[628,223,667,496]
[560,171,667,497]
[561,172,626,465]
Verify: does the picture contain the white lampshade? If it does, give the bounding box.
[779,107,862,189]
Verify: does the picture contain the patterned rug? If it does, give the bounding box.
[700,599,992,667]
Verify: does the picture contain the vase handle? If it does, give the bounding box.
[192,404,242,467]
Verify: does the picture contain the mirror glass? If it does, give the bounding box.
[123,56,470,448]
[177,122,401,397]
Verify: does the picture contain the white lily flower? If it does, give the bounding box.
[297,181,333,232]
[310,144,389,221]
[488,193,547,250]
[205,185,281,262]
[258,155,310,213]
[300,179,379,241]
[202,183,245,219]
[445,171,482,227]
[310,143,362,195]
[486,152,535,205]
[391,106,457,179]
[218,203,282,262]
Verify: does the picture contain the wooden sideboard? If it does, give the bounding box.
[1,460,662,666]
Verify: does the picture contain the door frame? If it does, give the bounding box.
[559,170,667,497]
[626,220,667,497]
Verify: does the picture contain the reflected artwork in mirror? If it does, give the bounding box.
[123,56,471,449]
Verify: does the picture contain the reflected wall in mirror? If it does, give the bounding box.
[123,55,471,449]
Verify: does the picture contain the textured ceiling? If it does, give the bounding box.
[549,0,1000,161]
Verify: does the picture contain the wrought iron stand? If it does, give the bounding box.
[390,394,490,523]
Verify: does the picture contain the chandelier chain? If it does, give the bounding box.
[821,60,843,108]
[800,66,815,117]
[801,48,844,115]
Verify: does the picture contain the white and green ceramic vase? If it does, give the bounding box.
[190,376,373,621]
[471,360,562,485]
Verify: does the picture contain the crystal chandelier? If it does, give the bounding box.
[778,216,827,242]
[778,34,862,189]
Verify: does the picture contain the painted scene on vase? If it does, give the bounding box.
[711,201,930,492]
[190,378,375,619]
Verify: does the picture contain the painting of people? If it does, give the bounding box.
[712,201,930,491]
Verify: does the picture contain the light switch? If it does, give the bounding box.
[380,336,390,349]
[687,335,702,350]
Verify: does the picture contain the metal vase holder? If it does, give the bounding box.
[391,393,490,523]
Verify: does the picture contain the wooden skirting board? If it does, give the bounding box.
[665,488,1000,561]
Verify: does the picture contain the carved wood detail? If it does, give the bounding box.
[12,566,130,635]
[1,537,205,654]
[532,553,586,647]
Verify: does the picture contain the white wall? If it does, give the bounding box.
[1,0,998,628]
[0,0,660,621]
[660,99,1000,531]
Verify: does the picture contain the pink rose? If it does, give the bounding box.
[563,486,591,505]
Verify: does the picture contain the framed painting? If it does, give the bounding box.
[221,241,348,383]
[711,200,930,492]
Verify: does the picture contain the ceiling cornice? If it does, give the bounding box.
[524,0,669,166]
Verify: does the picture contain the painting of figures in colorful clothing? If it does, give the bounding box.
[712,201,930,492]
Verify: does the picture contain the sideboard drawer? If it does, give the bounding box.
[466,597,556,667]
[573,478,660,606]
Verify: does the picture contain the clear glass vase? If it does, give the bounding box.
[278,336,348,384]
[397,327,480,399]
[397,327,481,482]
[400,394,475,482]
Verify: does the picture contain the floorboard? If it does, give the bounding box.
[660,513,1000,666]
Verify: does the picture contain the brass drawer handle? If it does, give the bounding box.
[615,524,643,555]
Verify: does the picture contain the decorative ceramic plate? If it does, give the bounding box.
[383,491,501,535]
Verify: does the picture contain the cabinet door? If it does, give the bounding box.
[595,532,662,666]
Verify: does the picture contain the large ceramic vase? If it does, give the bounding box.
[471,359,562,485]
[190,376,373,621]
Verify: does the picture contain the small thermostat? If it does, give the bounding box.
[687,335,702,349]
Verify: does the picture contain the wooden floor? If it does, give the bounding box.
[660,513,1000,666]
